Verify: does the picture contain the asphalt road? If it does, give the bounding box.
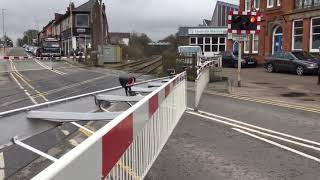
[0,58,153,179]
[146,92,320,180]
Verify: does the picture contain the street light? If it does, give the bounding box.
[1,9,6,55]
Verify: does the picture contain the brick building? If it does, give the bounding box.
[38,0,108,56]
[230,0,320,63]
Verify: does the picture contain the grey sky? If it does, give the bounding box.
[0,0,238,43]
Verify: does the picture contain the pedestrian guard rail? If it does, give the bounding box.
[32,72,187,180]
[194,61,214,111]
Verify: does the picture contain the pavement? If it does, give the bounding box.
[146,87,320,179]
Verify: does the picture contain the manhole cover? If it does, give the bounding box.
[281,92,306,97]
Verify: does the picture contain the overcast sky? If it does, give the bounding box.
[0,0,238,43]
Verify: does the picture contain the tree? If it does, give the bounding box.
[0,35,13,47]
[17,29,39,47]
[122,32,152,59]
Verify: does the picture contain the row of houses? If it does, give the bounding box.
[38,0,108,56]
[178,0,320,63]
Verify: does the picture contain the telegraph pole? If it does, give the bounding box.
[2,9,6,55]
[70,0,74,55]
[99,0,104,55]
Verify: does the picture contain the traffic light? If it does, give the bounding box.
[231,15,258,31]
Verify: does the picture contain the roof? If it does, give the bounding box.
[74,0,96,12]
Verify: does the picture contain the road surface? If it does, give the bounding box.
[146,91,320,180]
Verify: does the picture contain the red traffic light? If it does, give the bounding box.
[250,16,257,23]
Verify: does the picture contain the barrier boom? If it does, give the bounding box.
[32,72,187,180]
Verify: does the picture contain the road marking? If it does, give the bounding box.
[10,60,48,102]
[61,130,70,136]
[199,91,320,114]
[34,59,66,75]
[0,152,5,179]
[187,108,320,147]
[233,128,320,163]
[68,139,79,147]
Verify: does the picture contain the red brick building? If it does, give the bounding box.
[39,0,108,56]
[228,0,320,63]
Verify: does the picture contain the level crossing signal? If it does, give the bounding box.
[228,11,261,34]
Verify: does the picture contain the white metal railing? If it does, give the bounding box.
[32,72,187,180]
[194,61,212,111]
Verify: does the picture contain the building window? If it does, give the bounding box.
[310,17,320,52]
[219,37,226,52]
[277,0,281,6]
[292,20,303,51]
[190,37,197,45]
[245,0,251,11]
[296,0,320,8]
[76,14,89,27]
[246,0,260,11]
[252,34,259,53]
[267,0,274,8]
[244,40,250,54]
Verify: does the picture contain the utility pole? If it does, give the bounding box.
[2,9,6,55]
[99,0,104,55]
[70,0,74,55]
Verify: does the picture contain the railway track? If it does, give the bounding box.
[114,55,162,74]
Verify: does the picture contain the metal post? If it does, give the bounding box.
[2,9,6,55]
[100,0,104,55]
[237,41,242,87]
[70,0,73,56]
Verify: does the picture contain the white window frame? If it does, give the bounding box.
[267,0,274,8]
[245,0,251,11]
[75,14,89,28]
[292,19,303,51]
[277,0,281,6]
[252,34,259,54]
[189,37,197,45]
[244,40,250,54]
[310,17,320,53]
[254,0,260,10]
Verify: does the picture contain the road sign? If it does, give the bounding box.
[228,33,248,41]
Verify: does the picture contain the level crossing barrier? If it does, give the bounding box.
[32,72,187,180]
[194,61,214,111]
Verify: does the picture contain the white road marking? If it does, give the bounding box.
[69,139,79,147]
[9,72,38,104]
[233,128,320,163]
[34,59,66,75]
[61,130,70,136]
[0,152,5,179]
[187,108,320,147]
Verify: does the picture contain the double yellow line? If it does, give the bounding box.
[206,91,320,113]
[9,60,48,103]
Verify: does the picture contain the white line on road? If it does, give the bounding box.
[187,108,320,147]
[34,59,66,75]
[233,128,320,163]
[9,72,38,104]
[0,152,5,179]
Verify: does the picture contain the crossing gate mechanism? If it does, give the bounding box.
[31,72,187,179]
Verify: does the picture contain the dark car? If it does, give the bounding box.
[220,52,257,68]
[265,51,319,76]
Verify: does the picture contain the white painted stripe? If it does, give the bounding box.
[233,128,320,163]
[34,59,66,75]
[228,15,232,20]
[228,24,231,29]
[0,152,4,179]
[241,30,246,34]
[186,108,320,147]
[251,12,256,15]
[257,26,261,30]
[68,139,79,147]
[242,11,247,15]
[234,11,238,14]
[232,30,237,33]
[250,30,255,34]
[257,17,261,21]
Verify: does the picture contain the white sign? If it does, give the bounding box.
[188,28,228,35]
[228,33,248,41]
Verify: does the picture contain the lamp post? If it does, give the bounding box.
[69,0,74,56]
[2,9,6,55]
[99,0,104,55]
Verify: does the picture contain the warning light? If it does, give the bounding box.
[250,16,257,23]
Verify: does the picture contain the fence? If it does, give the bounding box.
[194,61,214,111]
[32,72,187,180]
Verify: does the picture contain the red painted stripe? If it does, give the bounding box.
[228,29,232,33]
[173,79,177,87]
[247,12,251,16]
[102,114,133,177]
[3,56,9,60]
[149,93,159,118]
[165,85,170,97]
[228,20,232,24]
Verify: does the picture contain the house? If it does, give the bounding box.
[38,0,109,56]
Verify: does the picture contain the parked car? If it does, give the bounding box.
[220,52,257,68]
[265,51,319,76]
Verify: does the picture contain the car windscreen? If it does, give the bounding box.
[43,48,60,53]
[292,52,315,60]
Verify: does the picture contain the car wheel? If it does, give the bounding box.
[267,64,274,73]
[296,66,304,76]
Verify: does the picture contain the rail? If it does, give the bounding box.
[32,72,187,179]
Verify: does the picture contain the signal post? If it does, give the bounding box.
[228,11,261,87]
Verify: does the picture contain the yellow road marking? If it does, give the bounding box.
[117,161,140,180]
[10,60,49,102]
[203,91,320,114]
[78,127,94,137]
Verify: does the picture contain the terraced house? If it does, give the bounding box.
[234,0,320,63]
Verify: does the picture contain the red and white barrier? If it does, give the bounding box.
[0,56,31,60]
[195,61,212,111]
[32,72,187,180]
